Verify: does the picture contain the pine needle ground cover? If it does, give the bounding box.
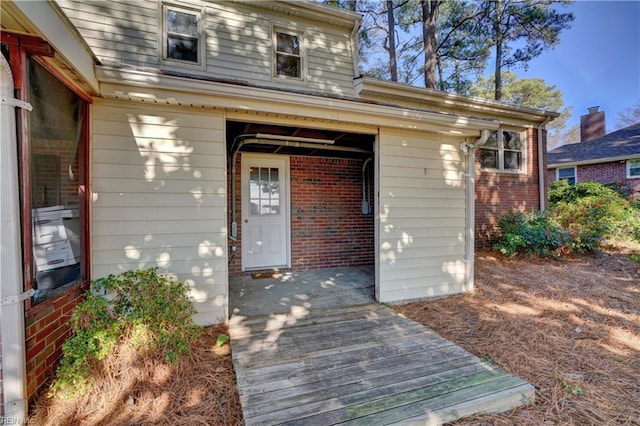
[397,249,640,425]
[32,250,639,425]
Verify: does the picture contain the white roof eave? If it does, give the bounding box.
[355,76,559,126]
[96,66,499,137]
[9,0,99,93]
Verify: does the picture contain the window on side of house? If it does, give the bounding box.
[163,4,202,65]
[627,159,640,178]
[274,29,303,79]
[27,57,89,304]
[557,166,577,184]
[479,129,526,173]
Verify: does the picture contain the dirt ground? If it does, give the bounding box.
[32,248,640,425]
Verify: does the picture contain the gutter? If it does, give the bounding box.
[538,116,554,211]
[459,129,490,293]
[350,17,361,79]
[0,53,31,422]
[96,66,498,136]
[547,154,640,169]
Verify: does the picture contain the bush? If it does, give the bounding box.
[51,268,200,397]
[548,179,621,206]
[493,210,572,256]
[550,181,640,248]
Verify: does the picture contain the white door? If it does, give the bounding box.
[241,155,290,270]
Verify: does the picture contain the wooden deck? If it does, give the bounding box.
[229,303,534,425]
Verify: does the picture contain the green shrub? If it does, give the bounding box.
[550,181,640,248]
[51,268,200,397]
[548,179,621,206]
[493,210,571,256]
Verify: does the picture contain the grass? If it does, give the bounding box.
[32,247,640,424]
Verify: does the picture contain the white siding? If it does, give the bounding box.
[378,128,467,303]
[58,0,355,96]
[91,100,227,325]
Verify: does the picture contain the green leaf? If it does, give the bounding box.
[216,334,230,347]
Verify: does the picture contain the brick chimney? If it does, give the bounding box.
[580,106,606,142]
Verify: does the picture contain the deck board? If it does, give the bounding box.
[230,303,534,425]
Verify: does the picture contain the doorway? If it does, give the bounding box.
[241,154,290,270]
[227,120,376,277]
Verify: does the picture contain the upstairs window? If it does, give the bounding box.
[557,166,577,184]
[627,159,640,178]
[479,129,526,173]
[163,4,203,65]
[274,29,303,79]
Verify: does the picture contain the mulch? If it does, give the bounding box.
[32,249,640,425]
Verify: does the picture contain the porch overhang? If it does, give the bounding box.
[95,66,499,137]
[1,0,99,95]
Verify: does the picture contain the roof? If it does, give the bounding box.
[548,123,640,167]
[355,77,559,127]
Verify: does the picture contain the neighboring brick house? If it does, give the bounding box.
[547,107,640,197]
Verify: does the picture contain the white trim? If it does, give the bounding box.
[159,2,206,70]
[626,159,640,179]
[240,154,291,271]
[9,0,99,92]
[548,155,640,169]
[479,128,527,174]
[355,76,559,125]
[272,26,306,82]
[95,66,499,136]
[556,166,577,184]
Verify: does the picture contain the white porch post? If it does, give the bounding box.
[1,53,32,421]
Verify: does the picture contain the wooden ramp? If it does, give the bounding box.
[229,303,534,425]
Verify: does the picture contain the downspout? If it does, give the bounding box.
[1,53,33,421]
[538,116,553,211]
[459,129,490,292]
[350,17,361,78]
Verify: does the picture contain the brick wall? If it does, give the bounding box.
[548,161,640,198]
[31,138,79,208]
[475,128,544,246]
[24,284,88,403]
[228,155,374,273]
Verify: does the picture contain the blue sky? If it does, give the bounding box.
[519,0,640,131]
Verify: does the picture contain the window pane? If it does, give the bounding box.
[270,168,280,198]
[629,160,640,177]
[504,131,522,150]
[28,58,85,303]
[249,167,280,216]
[167,35,198,62]
[558,168,574,179]
[484,131,498,148]
[167,10,198,37]
[276,32,299,55]
[479,148,498,169]
[276,55,301,78]
[504,151,522,170]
